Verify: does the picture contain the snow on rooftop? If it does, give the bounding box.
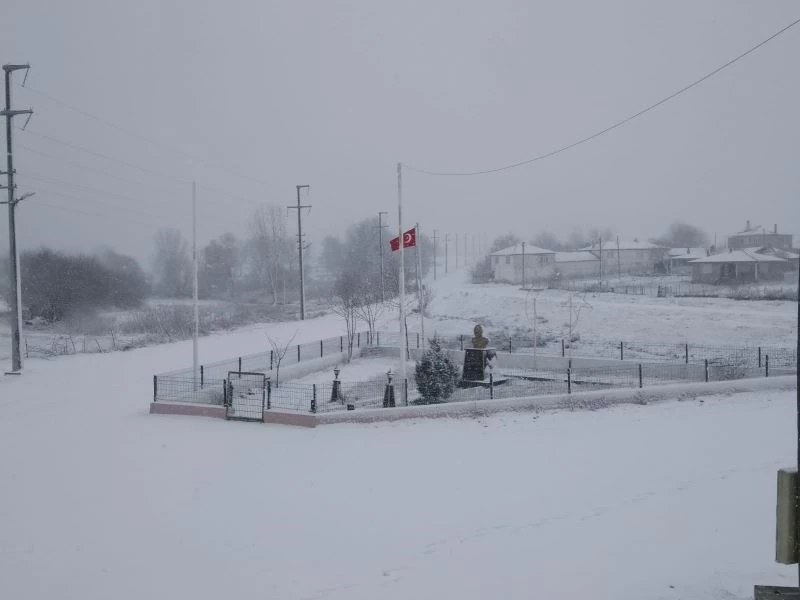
[555,251,599,263]
[491,244,554,256]
[579,240,665,251]
[668,248,708,259]
[689,249,787,264]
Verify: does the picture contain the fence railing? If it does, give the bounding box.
[153,343,795,414]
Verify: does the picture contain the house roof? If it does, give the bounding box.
[750,247,800,260]
[491,244,554,256]
[555,251,599,263]
[579,239,665,252]
[689,249,787,264]
[668,248,708,259]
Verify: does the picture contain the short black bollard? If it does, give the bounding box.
[508,338,512,354]
[238,356,242,373]
[758,347,762,368]
[320,339,323,358]
[223,378,227,406]
[311,384,317,413]
[562,339,565,357]
[567,368,572,394]
[200,365,204,388]
[704,359,709,382]
[620,342,624,361]
[297,344,301,362]
[685,344,689,365]
[638,363,643,388]
[766,354,769,378]
[153,375,158,402]
[489,373,494,399]
[383,371,395,408]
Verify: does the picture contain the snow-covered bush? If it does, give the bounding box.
[414,337,460,404]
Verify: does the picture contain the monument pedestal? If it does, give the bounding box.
[460,347,508,388]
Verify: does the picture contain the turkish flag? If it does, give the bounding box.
[389,228,416,251]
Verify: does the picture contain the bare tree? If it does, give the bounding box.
[332,269,362,361]
[355,294,385,343]
[248,204,293,304]
[267,330,297,386]
[152,228,191,297]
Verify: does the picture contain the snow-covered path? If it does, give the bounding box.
[0,320,797,598]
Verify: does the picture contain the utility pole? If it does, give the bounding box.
[432,230,439,280]
[192,182,199,390]
[2,63,32,374]
[288,185,311,320]
[376,211,388,302]
[521,241,526,289]
[455,233,459,269]
[464,232,468,268]
[444,233,450,274]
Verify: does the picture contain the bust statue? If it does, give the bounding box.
[471,324,489,349]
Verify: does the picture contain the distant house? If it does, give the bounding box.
[727,221,793,251]
[554,251,600,279]
[579,239,668,276]
[667,248,709,274]
[490,244,556,284]
[688,249,787,284]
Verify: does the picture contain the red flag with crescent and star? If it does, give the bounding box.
[389,228,416,251]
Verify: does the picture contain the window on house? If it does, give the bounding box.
[700,264,713,275]
[493,256,498,265]
[505,256,511,265]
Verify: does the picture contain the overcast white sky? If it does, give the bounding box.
[1,0,798,265]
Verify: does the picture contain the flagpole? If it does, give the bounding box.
[397,162,407,400]
[415,222,425,347]
[192,181,199,391]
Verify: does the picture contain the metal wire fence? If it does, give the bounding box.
[153,349,793,415]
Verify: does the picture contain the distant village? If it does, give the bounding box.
[489,221,799,286]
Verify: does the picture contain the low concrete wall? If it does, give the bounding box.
[263,411,317,428]
[150,402,226,419]
[317,375,796,425]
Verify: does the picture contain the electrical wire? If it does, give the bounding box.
[15,82,272,187]
[405,16,800,176]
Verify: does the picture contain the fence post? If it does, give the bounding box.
[417,333,420,349]
[223,378,227,406]
[266,380,272,410]
[620,342,624,361]
[238,357,242,373]
[459,335,463,351]
[685,344,689,365]
[508,338,512,354]
[405,330,410,357]
[297,344,301,363]
[377,331,380,346]
[340,336,343,352]
[310,384,317,413]
[638,363,643,388]
[404,378,409,406]
[357,332,360,347]
[319,339,323,358]
[270,350,274,371]
[489,373,494,399]
[704,359,709,383]
[200,365,204,388]
[758,347,762,368]
[766,354,769,378]
[562,339,565,357]
[153,375,158,402]
[567,369,572,394]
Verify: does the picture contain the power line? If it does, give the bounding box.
[405,16,800,176]
[16,82,271,186]
[17,127,264,207]
[20,185,167,222]
[27,199,163,230]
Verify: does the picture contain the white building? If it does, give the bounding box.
[490,244,555,284]
[553,251,600,279]
[579,240,668,276]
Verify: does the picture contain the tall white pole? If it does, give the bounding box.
[415,222,425,347]
[533,296,537,369]
[397,163,407,398]
[192,181,199,390]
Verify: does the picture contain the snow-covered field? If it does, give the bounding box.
[0,330,797,598]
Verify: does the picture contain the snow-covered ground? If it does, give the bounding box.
[0,329,797,598]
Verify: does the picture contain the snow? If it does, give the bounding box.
[0,334,797,598]
[690,250,787,264]
[491,243,554,256]
[555,250,599,263]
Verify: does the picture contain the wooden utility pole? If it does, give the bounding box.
[2,63,33,374]
[521,241,526,289]
[444,233,450,274]
[432,230,439,280]
[287,185,311,320]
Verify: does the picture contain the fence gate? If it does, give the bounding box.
[226,371,267,422]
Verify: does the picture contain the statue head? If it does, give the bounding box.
[473,324,483,338]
